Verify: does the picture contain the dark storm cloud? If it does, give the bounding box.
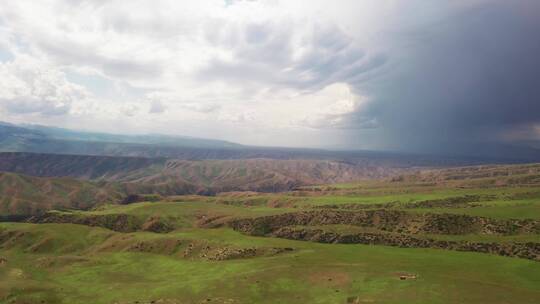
[350,0,540,157]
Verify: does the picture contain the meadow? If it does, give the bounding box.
[1,176,540,303]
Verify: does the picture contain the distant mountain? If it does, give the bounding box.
[3,121,532,165]
[0,121,242,155]
[21,123,242,148]
[0,152,406,195]
[0,122,350,160]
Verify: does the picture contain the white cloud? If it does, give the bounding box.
[0,55,89,116]
[120,104,139,117]
[286,82,369,129]
[217,106,257,124]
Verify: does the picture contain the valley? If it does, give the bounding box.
[1,163,540,303]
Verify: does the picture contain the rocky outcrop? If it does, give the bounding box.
[403,195,495,208]
[314,202,398,210]
[315,195,493,210]
[27,212,175,233]
[28,213,142,232]
[141,216,174,233]
[226,210,540,236]
[124,239,183,255]
[174,240,295,261]
[271,227,540,261]
[204,246,294,261]
[219,210,540,261]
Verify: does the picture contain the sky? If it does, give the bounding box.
[0,0,539,154]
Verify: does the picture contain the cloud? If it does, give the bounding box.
[218,109,256,124]
[1,0,382,143]
[149,100,166,114]
[0,55,89,116]
[120,104,139,117]
[197,21,381,93]
[179,103,220,113]
[291,83,372,130]
[0,0,538,154]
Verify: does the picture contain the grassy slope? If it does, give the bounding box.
[1,223,539,304]
[208,185,540,220]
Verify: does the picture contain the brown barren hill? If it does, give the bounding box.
[0,172,123,217]
[0,153,406,194]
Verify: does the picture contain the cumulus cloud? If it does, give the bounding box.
[0,56,89,116]
[292,83,370,129]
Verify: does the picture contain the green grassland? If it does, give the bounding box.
[2,223,540,304]
[2,176,540,303]
[208,183,540,220]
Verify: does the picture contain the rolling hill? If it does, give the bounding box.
[2,163,540,303]
[394,163,540,187]
[0,172,123,217]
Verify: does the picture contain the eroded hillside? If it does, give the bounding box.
[0,152,407,195]
[0,172,123,217]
